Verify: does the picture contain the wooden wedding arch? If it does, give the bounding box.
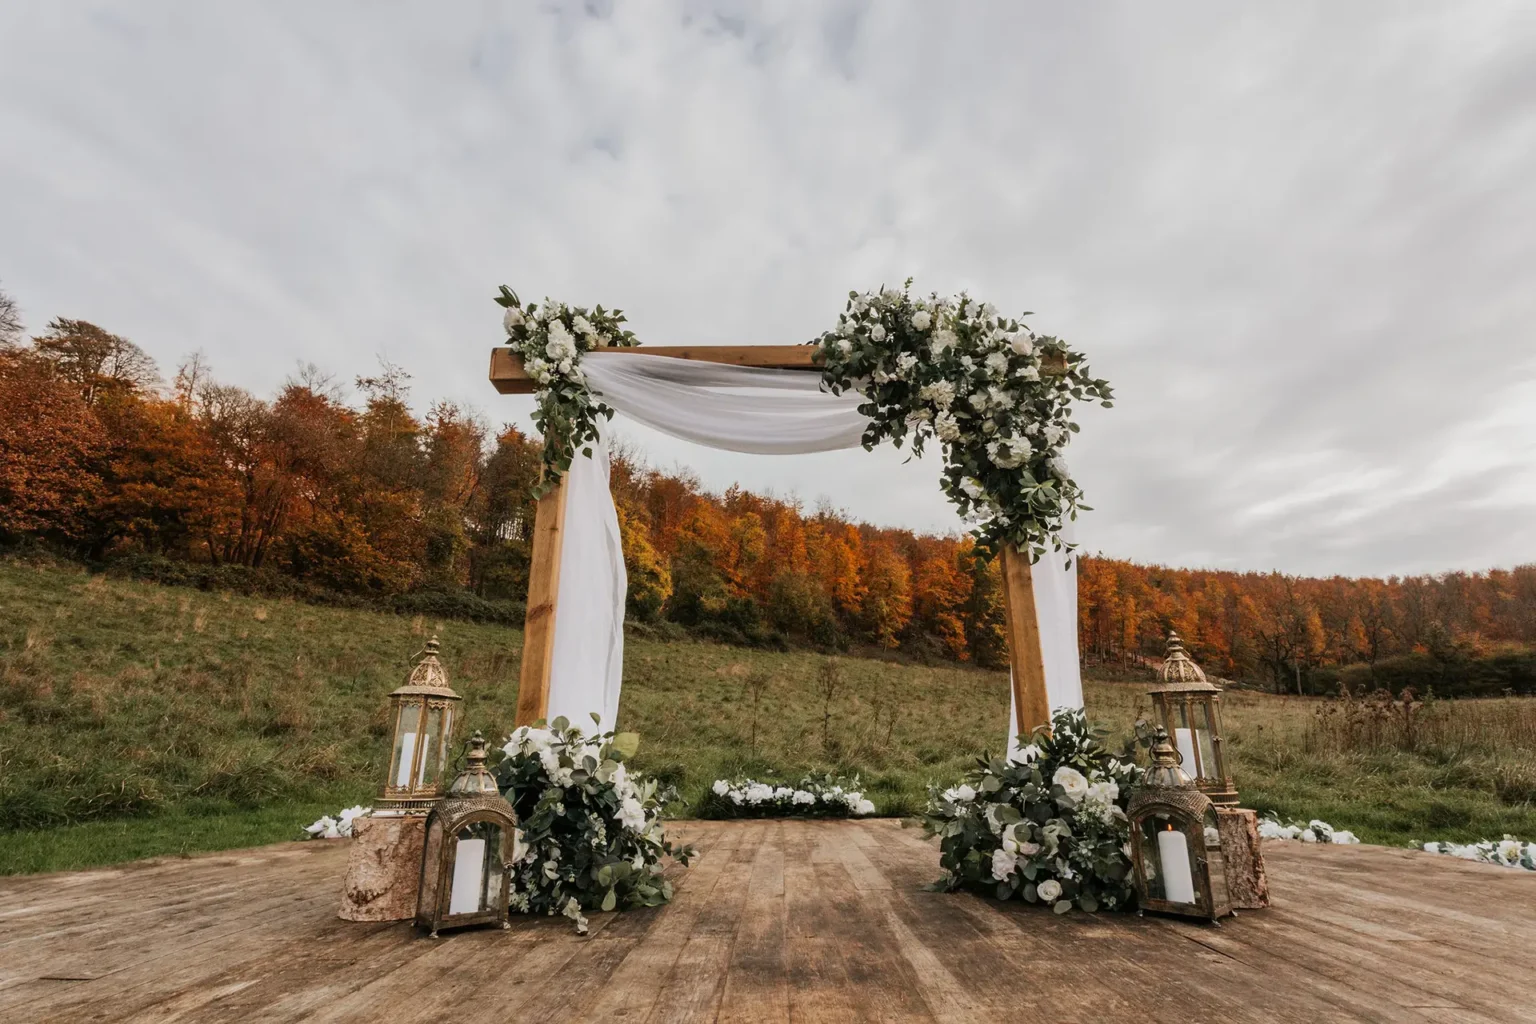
[489,343,1068,739]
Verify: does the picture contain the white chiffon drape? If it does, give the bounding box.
[543,350,1083,749]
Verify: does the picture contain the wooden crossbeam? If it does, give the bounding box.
[494,341,1068,736]
[490,345,822,395]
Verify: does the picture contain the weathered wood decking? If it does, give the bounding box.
[2,820,1532,1023]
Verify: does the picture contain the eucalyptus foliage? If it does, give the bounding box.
[922,708,1143,914]
[495,716,693,934]
[813,281,1112,562]
[493,286,639,496]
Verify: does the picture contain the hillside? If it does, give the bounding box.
[2,557,1534,874]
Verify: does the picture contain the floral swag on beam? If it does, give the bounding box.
[494,279,1112,563]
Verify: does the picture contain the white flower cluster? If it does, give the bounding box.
[706,776,876,817]
[815,282,1112,559]
[303,804,371,839]
[1418,835,1535,870]
[1257,816,1360,845]
[495,286,639,491]
[504,725,655,839]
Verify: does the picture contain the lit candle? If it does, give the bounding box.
[395,732,418,787]
[1157,825,1197,904]
[1175,728,1201,779]
[448,838,486,914]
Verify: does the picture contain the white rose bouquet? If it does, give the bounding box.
[922,707,1143,913]
[495,716,693,933]
[813,280,1112,562]
[494,286,640,495]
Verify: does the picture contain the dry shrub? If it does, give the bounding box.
[1306,688,1536,756]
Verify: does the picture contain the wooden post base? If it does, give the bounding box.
[1216,807,1271,910]
[338,814,427,922]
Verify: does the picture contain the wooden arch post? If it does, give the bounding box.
[490,345,1058,736]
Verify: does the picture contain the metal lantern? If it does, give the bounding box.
[416,731,517,937]
[379,636,462,814]
[1128,728,1233,922]
[1148,631,1238,806]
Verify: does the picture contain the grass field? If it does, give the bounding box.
[2,557,1534,874]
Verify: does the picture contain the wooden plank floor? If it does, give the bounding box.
[2,820,1533,1023]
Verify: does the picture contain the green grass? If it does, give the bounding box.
[2,557,1534,874]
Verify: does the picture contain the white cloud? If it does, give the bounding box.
[2,1,1533,576]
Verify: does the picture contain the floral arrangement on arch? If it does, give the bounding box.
[922,707,1143,913]
[813,281,1112,561]
[493,286,639,496]
[697,772,877,819]
[495,716,693,934]
[494,282,1110,558]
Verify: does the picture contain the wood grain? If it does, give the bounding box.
[514,472,568,728]
[6,822,1534,1022]
[999,544,1051,738]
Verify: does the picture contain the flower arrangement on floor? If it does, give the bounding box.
[1257,816,1360,845]
[813,281,1112,561]
[494,282,1111,559]
[493,285,639,494]
[496,717,693,934]
[696,772,877,819]
[922,707,1143,913]
[1416,835,1535,870]
[302,804,371,839]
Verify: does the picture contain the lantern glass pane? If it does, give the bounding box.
[1203,806,1229,909]
[418,704,444,788]
[446,821,504,917]
[391,701,424,788]
[1195,703,1218,781]
[434,706,455,782]
[1140,811,1198,905]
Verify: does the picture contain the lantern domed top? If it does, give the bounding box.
[1154,631,1218,693]
[446,731,502,798]
[1143,727,1195,790]
[390,636,460,700]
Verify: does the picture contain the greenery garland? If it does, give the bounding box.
[812,281,1112,562]
[495,281,1112,558]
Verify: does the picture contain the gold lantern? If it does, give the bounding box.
[379,637,462,814]
[416,731,517,937]
[1127,728,1232,922]
[1148,631,1238,806]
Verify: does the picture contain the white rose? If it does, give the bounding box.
[932,329,958,354]
[1497,839,1523,862]
[1036,878,1063,903]
[919,381,956,409]
[712,780,730,797]
[935,412,961,441]
[1299,828,1318,843]
[896,353,918,373]
[854,799,876,815]
[1017,840,1041,857]
[1052,766,1089,802]
[960,478,986,500]
[991,847,1019,881]
[910,310,932,331]
[572,315,595,336]
[502,307,525,334]
[1009,333,1033,357]
[1048,455,1071,480]
[1010,743,1041,764]
[956,784,976,802]
[618,796,647,832]
[870,323,887,342]
[835,338,852,355]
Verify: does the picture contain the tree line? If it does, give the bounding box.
[2,289,1532,695]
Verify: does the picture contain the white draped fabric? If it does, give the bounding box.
[544,350,1084,748]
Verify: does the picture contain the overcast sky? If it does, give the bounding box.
[2,2,1533,578]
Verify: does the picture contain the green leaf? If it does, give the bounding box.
[611,732,640,759]
[601,887,617,912]
[1053,900,1072,914]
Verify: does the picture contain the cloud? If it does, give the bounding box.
[1,1,1533,577]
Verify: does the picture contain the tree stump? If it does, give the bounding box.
[1216,807,1270,909]
[338,814,427,922]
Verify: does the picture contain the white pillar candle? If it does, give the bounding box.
[448,838,487,914]
[394,732,418,787]
[1157,826,1197,904]
[1175,728,1201,778]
